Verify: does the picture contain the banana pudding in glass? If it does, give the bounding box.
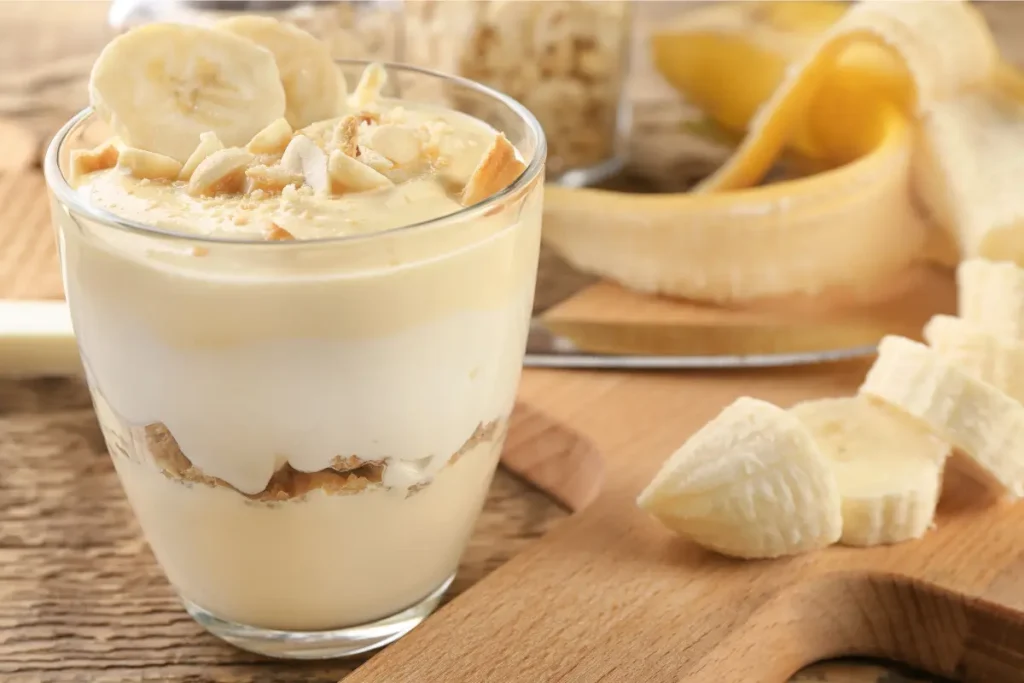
[44,18,544,659]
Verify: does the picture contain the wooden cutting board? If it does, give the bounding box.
[341,364,1024,682]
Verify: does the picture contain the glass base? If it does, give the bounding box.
[183,574,455,660]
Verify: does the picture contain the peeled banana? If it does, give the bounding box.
[957,259,1024,340]
[860,336,1024,499]
[215,16,343,130]
[89,23,287,162]
[637,397,842,559]
[924,315,1024,405]
[791,396,947,547]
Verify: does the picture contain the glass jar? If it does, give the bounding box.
[108,0,402,61]
[401,0,632,186]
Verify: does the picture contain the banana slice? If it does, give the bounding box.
[957,259,1024,339]
[89,23,286,163]
[791,396,947,547]
[924,314,1024,404]
[860,335,1024,498]
[637,397,841,559]
[216,16,342,130]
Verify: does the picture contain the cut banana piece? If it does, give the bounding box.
[924,314,1024,404]
[957,259,1024,339]
[637,397,841,559]
[281,135,330,195]
[216,16,341,130]
[116,147,182,181]
[328,149,393,193]
[860,335,1024,498]
[791,396,947,547]
[89,22,286,162]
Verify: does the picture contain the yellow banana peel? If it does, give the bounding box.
[542,0,1024,305]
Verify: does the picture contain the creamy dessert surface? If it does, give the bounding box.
[76,101,503,241]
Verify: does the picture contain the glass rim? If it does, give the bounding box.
[43,58,547,247]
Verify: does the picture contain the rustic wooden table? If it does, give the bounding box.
[1,1,1019,681]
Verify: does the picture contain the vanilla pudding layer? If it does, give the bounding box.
[58,183,541,494]
[110,425,504,631]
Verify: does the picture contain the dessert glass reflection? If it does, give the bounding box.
[44,56,545,659]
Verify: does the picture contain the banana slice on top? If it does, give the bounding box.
[216,16,343,130]
[89,23,286,163]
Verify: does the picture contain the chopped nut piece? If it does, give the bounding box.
[460,133,526,207]
[247,117,294,155]
[357,145,394,173]
[348,62,387,109]
[357,111,381,125]
[117,147,183,181]
[330,115,360,157]
[280,135,331,195]
[328,149,393,193]
[180,132,225,181]
[246,164,304,194]
[188,148,255,196]
[263,222,295,241]
[70,141,120,181]
[365,124,421,166]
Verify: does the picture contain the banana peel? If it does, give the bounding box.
[542,0,1024,306]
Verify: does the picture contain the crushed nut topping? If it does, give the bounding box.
[263,222,296,241]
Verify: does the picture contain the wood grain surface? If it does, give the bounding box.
[2,1,1020,681]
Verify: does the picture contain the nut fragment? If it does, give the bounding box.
[357,145,394,173]
[281,135,331,195]
[246,164,304,194]
[117,147,183,181]
[263,222,295,241]
[70,141,120,182]
[330,115,360,157]
[365,124,421,166]
[180,132,225,181]
[328,149,393,193]
[247,117,294,155]
[460,133,526,207]
[188,148,255,196]
[348,62,387,109]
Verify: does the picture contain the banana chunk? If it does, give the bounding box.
[925,314,1024,404]
[637,397,841,559]
[328,149,393,193]
[89,23,286,162]
[957,259,1024,340]
[216,16,342,130]
[791,396,947,547]
[860,336,1024,498]
[116,147,182,181]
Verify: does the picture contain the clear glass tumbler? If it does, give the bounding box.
[44,61,545,659]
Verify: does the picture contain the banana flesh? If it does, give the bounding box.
[861,336,1024,499]
[957,258,1024,340]
[925,315,1024,405]
[638,397,841,559]
[89,23,287,162]
[790,396,947,547]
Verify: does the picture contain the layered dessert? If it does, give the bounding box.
[49,18,542,636]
